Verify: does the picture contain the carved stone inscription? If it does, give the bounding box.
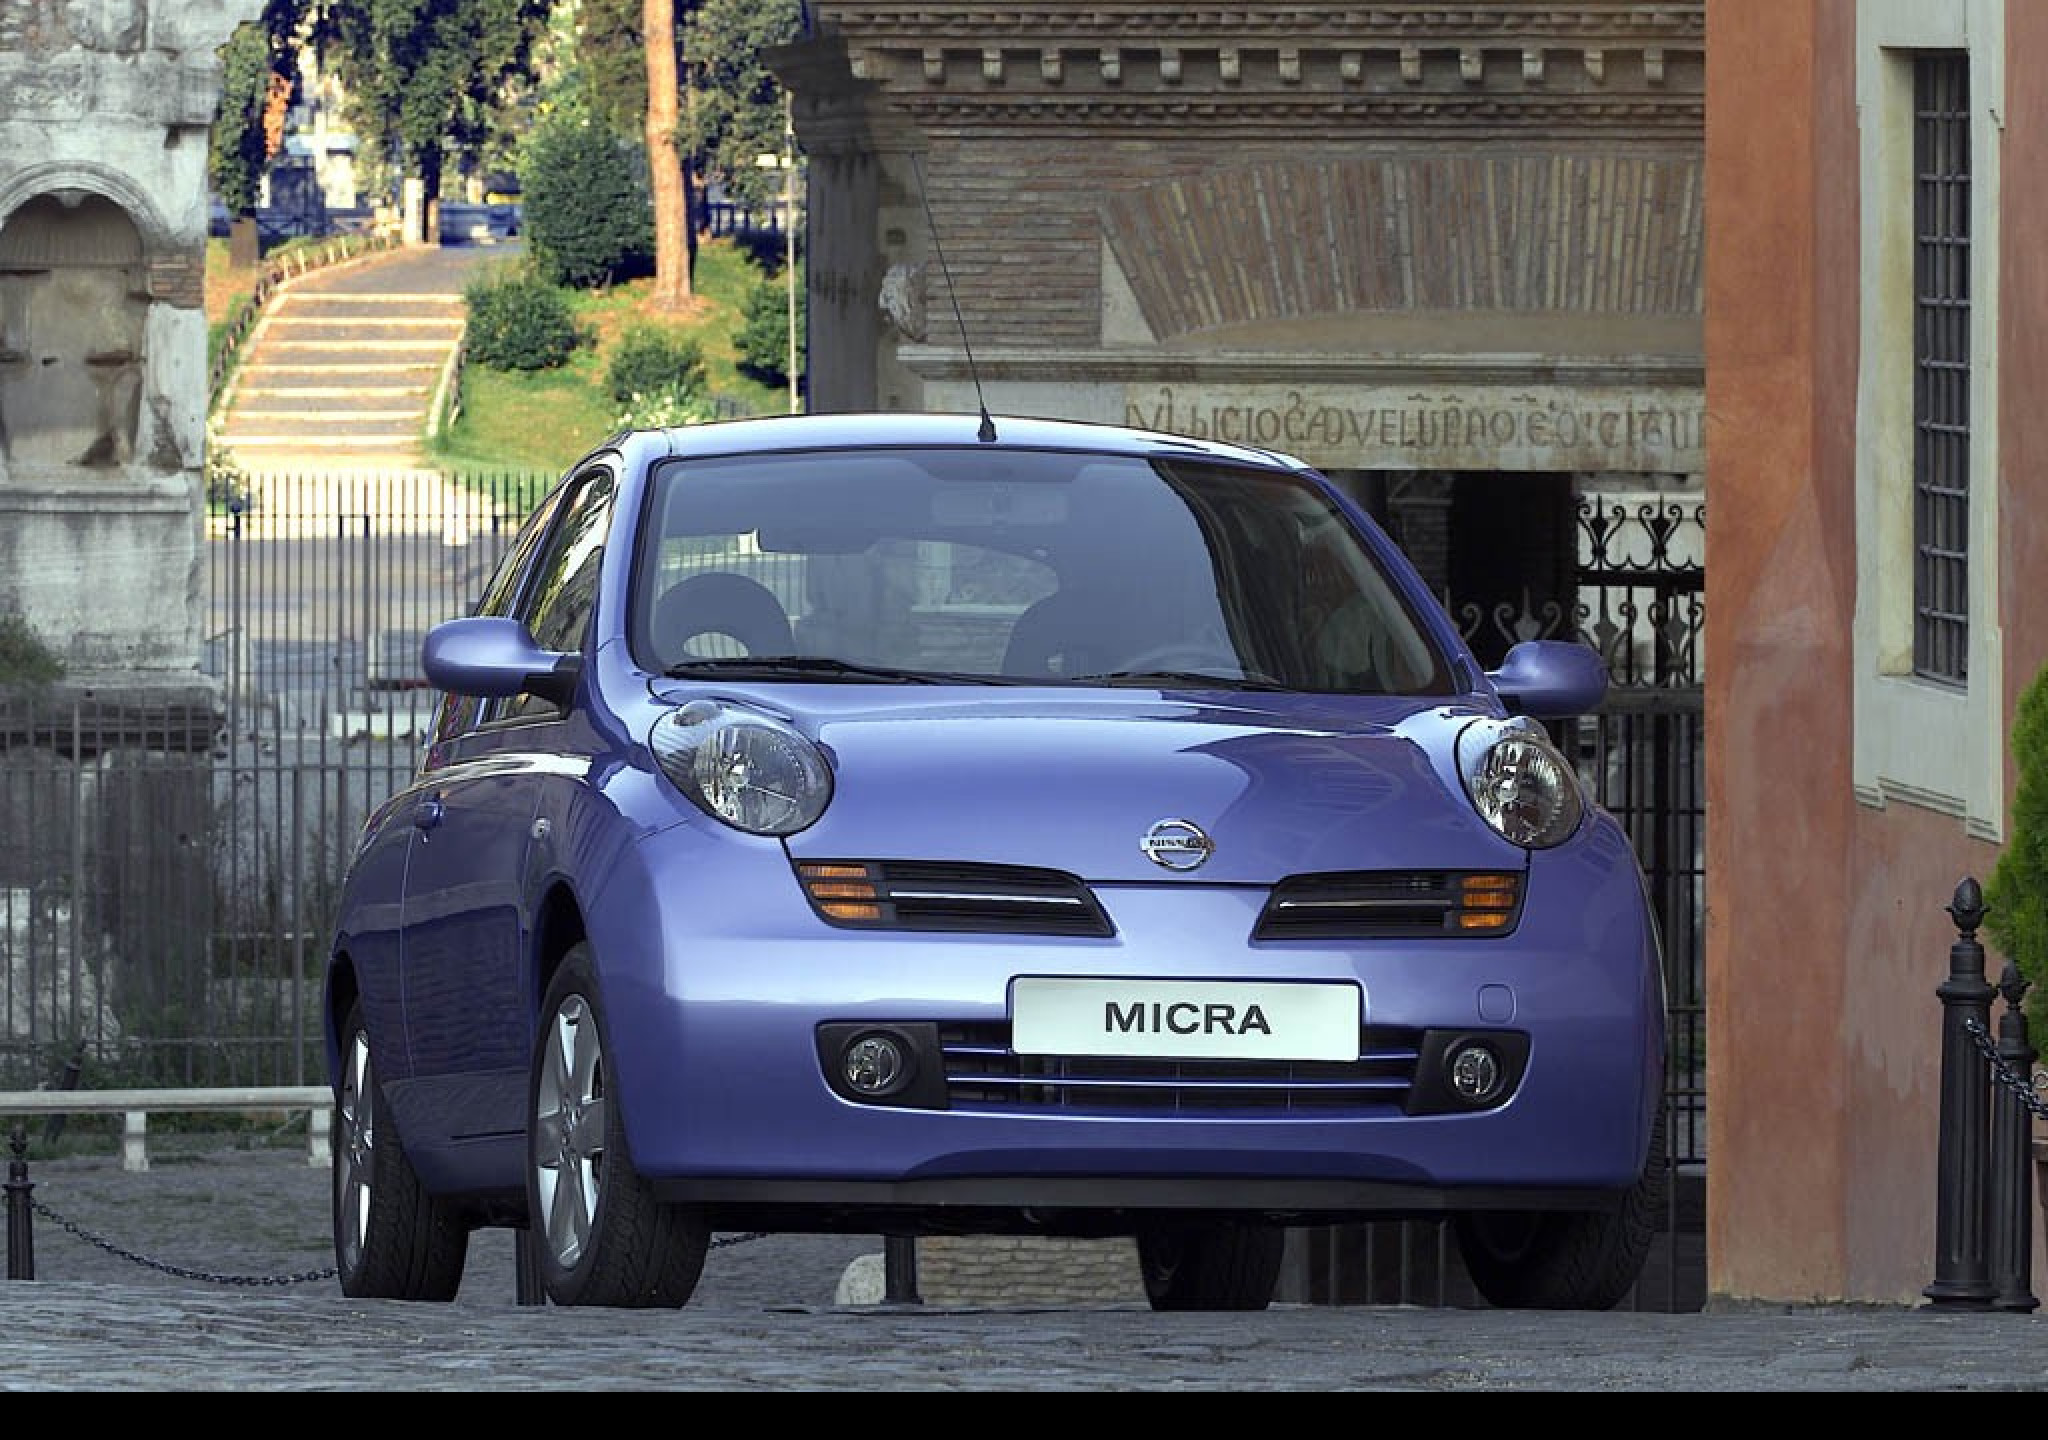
[1123,383,1703,473]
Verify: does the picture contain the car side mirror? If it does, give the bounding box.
[1485,640,1608,719]
[422,615,582,705]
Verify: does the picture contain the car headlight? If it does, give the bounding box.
[1456,717,1586,849]
[650,700,833,836]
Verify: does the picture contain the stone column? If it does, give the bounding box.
[0,0,262,720]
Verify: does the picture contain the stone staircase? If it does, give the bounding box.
[213,265,468,473]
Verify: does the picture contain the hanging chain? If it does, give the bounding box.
[1962,1017,2048,1123]
[24,1195,770,1289]
[29,1196,338,1286]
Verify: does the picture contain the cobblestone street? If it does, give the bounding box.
[1,1139,2041,1391]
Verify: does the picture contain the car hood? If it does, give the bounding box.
[649,684,1523,883]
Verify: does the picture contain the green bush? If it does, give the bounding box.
[606,325,707,405]
[736,269,804,389]
[1986,663,2048,1028]
[518,104,653,289]
[464,268,583,372]
[0,611,64,687]
[615,388,715,431]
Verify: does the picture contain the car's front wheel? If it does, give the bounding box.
[1453,1103,1670,1310]
[528,944,710,1308]
[1136,1220,1285,1311]
[332,1000,469,1300]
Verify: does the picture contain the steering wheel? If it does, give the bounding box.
[1114,642,1271,683]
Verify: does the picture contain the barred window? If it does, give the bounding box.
[1912,51,1970,686]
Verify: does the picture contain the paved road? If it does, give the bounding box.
[3,1138,2044,1392]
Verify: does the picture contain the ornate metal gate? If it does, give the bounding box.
[1287,482,1706,1311]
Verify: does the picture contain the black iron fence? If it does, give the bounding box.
[1292,486,1706,1311]
[0,471,547,1094]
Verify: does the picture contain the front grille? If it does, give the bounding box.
[1253,870,1524,940]
[795,860,1115,936]
[938,1019,1422,1115]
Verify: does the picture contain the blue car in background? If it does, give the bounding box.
[323,411,1668,1312]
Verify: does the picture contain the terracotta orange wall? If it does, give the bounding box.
[1710,0,2044,1304]
[1705,0,1855,1301]
[2004,9,2048,687]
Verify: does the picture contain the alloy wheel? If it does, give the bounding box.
[532,992,609,1270]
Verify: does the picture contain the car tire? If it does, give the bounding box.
[528,944,710,1308]
[332,1000,469,1300]
[1453,1102,1671,1310]
[1136,1220,1285,1311]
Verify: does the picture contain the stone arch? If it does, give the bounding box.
[0,163,173,251]
[0,186,152,467]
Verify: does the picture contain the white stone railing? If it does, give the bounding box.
[0,1086,331,1172]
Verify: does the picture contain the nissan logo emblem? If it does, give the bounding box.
[1140,818,1214,871]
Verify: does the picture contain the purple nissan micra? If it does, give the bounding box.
[324,411,1668,1311]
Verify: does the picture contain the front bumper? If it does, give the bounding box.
[584,817,1666,1217]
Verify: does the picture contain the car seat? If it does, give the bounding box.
[1002,590,1118,679]
[655,572,794,665]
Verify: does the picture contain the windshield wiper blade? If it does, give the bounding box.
[1069,669,1293,692]
[662,655,951,684]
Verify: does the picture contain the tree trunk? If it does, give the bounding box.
[229,216,260,269]
[645,0,691,308]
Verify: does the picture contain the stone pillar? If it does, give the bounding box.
[0,0,261,710]
[0,2,261,1077]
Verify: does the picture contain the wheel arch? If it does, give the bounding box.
[323,953,361,1088]
[530,880,589,1021]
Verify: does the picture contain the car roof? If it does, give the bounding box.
[606,411,1319,475]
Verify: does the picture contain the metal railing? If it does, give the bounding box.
[0,1088,330,1173]
[1926,875,2042,1313]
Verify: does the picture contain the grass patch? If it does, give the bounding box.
[428,238,792,476]
[205,240,258,373]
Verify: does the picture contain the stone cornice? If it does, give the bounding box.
[893,94,1702,137]
[816,2,1704,99]
[817,4,1705,47]
[846,44,1701,94]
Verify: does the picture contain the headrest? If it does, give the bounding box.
[655,572,793,663]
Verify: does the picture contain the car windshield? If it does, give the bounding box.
[631,446,1454,694]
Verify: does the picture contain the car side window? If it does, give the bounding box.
[490,466,616,721]
[473,487,566,622]
[428,480,572,747]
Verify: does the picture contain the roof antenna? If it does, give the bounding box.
[911,152,997,442]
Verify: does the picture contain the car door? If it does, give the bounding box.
[393,464,616,1154]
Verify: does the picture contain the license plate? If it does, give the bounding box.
[1010,977,1361,1061]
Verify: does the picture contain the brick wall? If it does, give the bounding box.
[914,1235,1147,1306]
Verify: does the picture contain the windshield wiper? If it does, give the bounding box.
[1069,669,1293,692]
[664,655,1020,685]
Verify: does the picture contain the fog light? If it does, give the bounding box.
[842,1032,912,1097]
[1446,1041,1504,1104]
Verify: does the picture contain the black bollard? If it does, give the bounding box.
[515,1225,545,1305]
[5,1124,34,1281]
[1926,877,1997,1310]
[1990,960,2040,1313]
[883,1235,921,1305]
